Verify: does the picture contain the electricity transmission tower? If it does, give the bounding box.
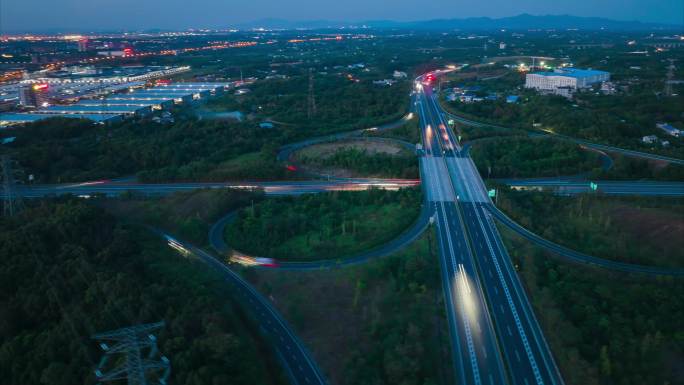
[307,67,316,119]
[664,59,676,97]
[92,321,171,385]
[1,155,23,216]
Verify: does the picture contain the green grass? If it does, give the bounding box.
[366,114,422,143]
[225,188,422,261]
[295,140,418,179]
[100,188,264,245]
[496,189,684,268]
[503,229,684,385]
[241,229,454,385]
[471,136,602,178]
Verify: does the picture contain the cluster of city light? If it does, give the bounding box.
[178,41,258,52]
[22,40,257,76]
[0,70,24,83]
[287,35,344,43]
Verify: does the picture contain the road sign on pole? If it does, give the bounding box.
[589,182,598,191]
[488,189,496,198]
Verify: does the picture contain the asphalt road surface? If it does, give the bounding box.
[159,232,328,385]
[9,179,420,198]
[418,78,564,385]
[500,179,684,197]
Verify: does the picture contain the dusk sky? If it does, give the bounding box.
[1,0,682,32]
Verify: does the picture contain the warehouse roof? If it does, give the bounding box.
[0,112,120,123]
[532,68,609,78]
[38,105,147,114]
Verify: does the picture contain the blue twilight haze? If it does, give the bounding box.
[1,0,682,32]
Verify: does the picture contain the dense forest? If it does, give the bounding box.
[495,188,684,268]
[470,137,601,178]
[2,116,289,183]
[0,199,285,385]
[216,75,410,134]
[226,188,422,261]
[296,143,418,179]
[593,154,684,181]
[344,232,452,385]
[366,115,422,144]
[101,188,265,245]
[505,233,684,385]
[456,122,527,141]
[445,91,684,158]
[243,232,453,385]
[0,74,410,184]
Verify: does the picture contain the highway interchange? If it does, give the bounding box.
[6,69,684,385]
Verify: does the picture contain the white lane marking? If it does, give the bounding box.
[472,206,544,385]
[439,203,481,385]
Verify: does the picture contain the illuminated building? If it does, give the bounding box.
[18,84,49,107]
[525,68,610,90]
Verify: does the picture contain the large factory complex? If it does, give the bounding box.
[0,82,232,126]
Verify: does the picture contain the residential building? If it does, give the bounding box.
[600,81,617,95]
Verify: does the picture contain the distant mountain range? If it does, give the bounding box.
[237,14,681,31]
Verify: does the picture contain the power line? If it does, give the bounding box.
[664,59,676,97]
[307,67,316,119]
[92,321,171,385]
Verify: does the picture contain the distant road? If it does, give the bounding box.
[443,111,684,166]
[157,232,328,385]
[499,179,684,197]
[208,202,432,271]
[277,112,415,163]
[486,204,684,276]
[10,179,420,198]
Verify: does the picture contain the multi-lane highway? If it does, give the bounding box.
[500,179,684,197]
[159,232,328,385]
[417,81,508,385]
[8,178,420,198]
[418,77,564,385]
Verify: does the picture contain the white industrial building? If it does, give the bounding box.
[0,82,232,127]
[525,68,610,91]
